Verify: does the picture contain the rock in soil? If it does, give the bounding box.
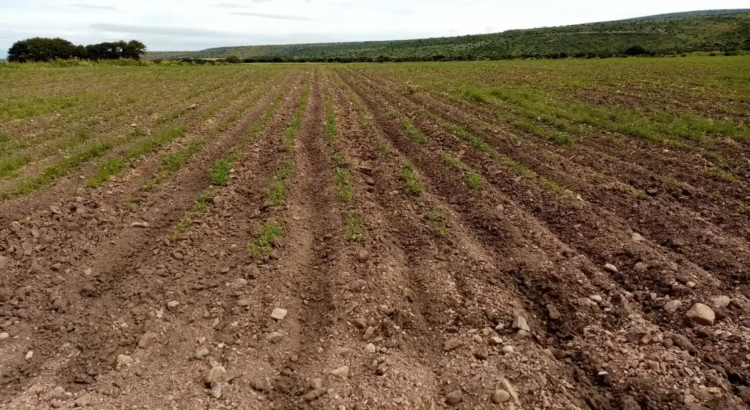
[138,332,158,349]
[710,296,731,308]
[357,248,370,263]
[502,378,520,405]
[604,263,619,273]
[194,347,210,359]
[546,304,561,320]
[492,389,511,403]
[331,365,349,379]
[445,390,463,405]
[512,316,530,332]
[663,299,682,314]
[686,303,715,326]
[205,366,227,386]
[271,307,288,320]
[443,338,463,351]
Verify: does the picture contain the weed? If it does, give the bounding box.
[266,161,293,206]
[425,209,448,237]
[331,153,346,168]
[592,172,607,184]
[209,153,235,186]
[347,215,364,241]
[738,200,750,213]
[173,190,214,238]
[400,164,423,195]
[402,119,427,144]
[463,89,488,103]
[441,153,462,171]
[121,196,141,212]
[145,140,204,190]
[249,222,283,259]
[466,171,482,190]
[623,184,646,198]
[710,191,723,201]
[549,130,575,146]
[325,92,337,144]
[704,166,737,182]
[285,86,309,150]
[334,168,355,202]
[377,141,391,155]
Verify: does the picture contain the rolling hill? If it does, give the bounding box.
[146,10,750,62]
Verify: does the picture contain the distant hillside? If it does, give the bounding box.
[146,10,750,62]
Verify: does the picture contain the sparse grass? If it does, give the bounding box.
[441,153,462,171]
[402,119,427,144]
[266,161,293,206]
[347,215,364,241]
[325,91,337,144]
[334,168,355,202]
[400,163,423,195]
[377,141,391,155]
[173,190,214,238]
[466,171,482,190]
[88,126,186,188]
[738,201,750,214]
[623,184,646,198]
[209,153,235,186]
[592,172,607,184]
[704,166,737,182]
[331,153,346,168]
[249,222,283,259]
[285,86,310,151]
[144,140,204,190]
[121,195,141,212]
[425,208,448,237]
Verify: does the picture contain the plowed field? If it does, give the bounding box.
[1,57,750,410]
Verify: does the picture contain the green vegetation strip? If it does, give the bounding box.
[285,86,310,151]
[441,153,482,191]
[173,190,214,238]
[144,140,204,190]
[400,163,424,195]
[249,222,283,259]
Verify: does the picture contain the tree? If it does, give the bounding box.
[225,55,241,64]
[624,45,650,56]
[8,37,76,62]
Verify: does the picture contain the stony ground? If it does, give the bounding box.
[0,62,750,410]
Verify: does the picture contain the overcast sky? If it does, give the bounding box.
[1,0,748,56]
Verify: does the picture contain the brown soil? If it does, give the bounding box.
[0,66,748,410]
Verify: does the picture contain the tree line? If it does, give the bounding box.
[7,38,146,63]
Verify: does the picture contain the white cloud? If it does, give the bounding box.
[0,0,748,56]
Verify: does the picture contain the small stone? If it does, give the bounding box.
[303,388,326,402]
[686,303,715,326]
[50,386,68,401]
[0,332,9,340]
[138,332,158,349]
[604,263,618,273]
[237,299,251,307]
[167,300,180,310]
[686,281,696,288]
[546,304,561,320]
[443,338,463,351]
[631,233,645,242]
[663,300,682,314]
[116,354,133,367]
[266,332,284,343]
[205,366,227,386]
[502,345,514,354]
[130,222,149,228]
[353,318,367,329]
[0,255,8,270]
[228,278,248,289]
[357,248,370,263]
[271,308,288,321]
[365,343,376,353]
[490,336,503,345]
[311,378,324,390]
[492,389,511,404]
[74,394,91,407]
[194,347,210,359]
[331,366,349,379]
[589,295,603,303]
[25,350,33,360]
[445,390,463,405]
[710,296,731,308]
[363,326,375,340]
[495,323,505,331]
[634,262,648,273]
[473,334,483,343]
[473,349,489,360]
[172,251,184,260]
[502,378,520,405]
[512,316,530,332]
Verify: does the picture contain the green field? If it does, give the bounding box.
[146,10,750,62]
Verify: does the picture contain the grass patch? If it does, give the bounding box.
[266,161,293,206]
[325,92,337,144]
[402,119,427,144]
[441,153,462,171]
[121,195,141,212]
[331,153,346,168]
[88,126,186,188]
[738,201,750,214]
[425,208,448,237]
[377,141,391,155]
[704,166,737,182]
[592,172,607,184]
[400,163,423,195]
[347,215,364,241]
[466,171,482,190]
[0,153,32,178]
[144,140,204,190]
[209,153,235,186]
[249,222,283,259]
[285,86,309,151]
[173,190,214,238]
[334,168,355,202]
[623,184,646,198]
